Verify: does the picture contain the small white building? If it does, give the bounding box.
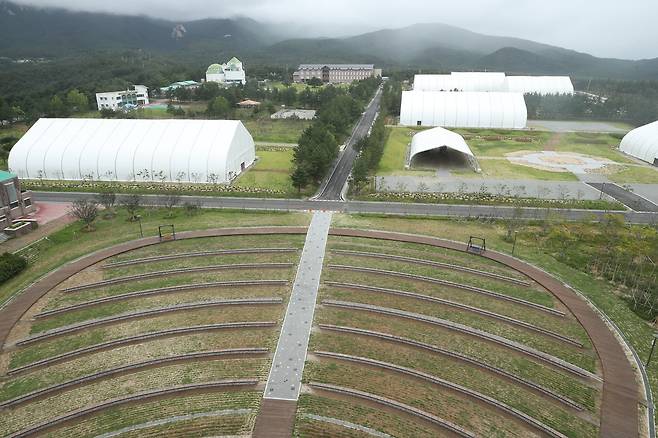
[96,85,149,111]
[619,121,658,166]
[206,57,246,86]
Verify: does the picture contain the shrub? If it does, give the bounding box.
[0,252,27,284]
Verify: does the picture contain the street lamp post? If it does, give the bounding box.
[646,333,658,367]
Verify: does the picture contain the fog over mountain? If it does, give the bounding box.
[9,0,658,60]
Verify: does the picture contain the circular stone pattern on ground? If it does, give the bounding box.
[506,151,618,174]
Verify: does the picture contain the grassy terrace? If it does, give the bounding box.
[319,286,593,369]
[107,234,306,263]
[304,360,555,437]
[1,360,265,434]
[308,333,597,437]
[1,329,274,402]
[0,222,305,436]
[312,308,597,411]
[296,395,440,438]
[45,392,261,438]
[333,213,658,425]
[0,209,310,308]
[327,236,527,280]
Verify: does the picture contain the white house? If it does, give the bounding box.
[206,57,246,86]
[95,85,149,111]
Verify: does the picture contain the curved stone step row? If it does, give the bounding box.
[322,300,600,383]
[331,250,530,286]
[37,280,288,318]
[62,263,295,293]
[17,299,282,346]
[8,322,276,376]
[300,414,392,437]
[103,248,300,269]
[327,265,564,317]
[314,352,568,438]
[325,282,582,348]
[0,349,268,408]
[308,382,475,438]
[95,409,255,438]
[318,324,584,411]
[7,380,260,438]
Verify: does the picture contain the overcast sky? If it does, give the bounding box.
[13,0,658,60]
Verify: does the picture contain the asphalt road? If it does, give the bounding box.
[33,191,658,224]
[315,87,383,201]
[587,182,658,212]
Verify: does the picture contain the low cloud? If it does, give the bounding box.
[11,0,658,59]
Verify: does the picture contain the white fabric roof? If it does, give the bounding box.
[505,76,574,95]
[414,73,574,95]
[414,72,507,92]
[619,121,658,165]
[410,127,474,159]
[8,118,255,183]
[400,91,528,129]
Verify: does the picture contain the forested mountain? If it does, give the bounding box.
[1,0,657,80]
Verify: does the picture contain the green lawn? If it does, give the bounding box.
[377,127,433,176]
[242,119,310,144]
[608,166,658,184]
[233,149,300,194]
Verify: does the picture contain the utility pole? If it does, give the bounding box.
[646,334,658,367]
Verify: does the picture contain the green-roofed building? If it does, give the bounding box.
[206,57,246,86]
[0,170,35,229]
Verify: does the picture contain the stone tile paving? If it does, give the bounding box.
[263,211,333,401]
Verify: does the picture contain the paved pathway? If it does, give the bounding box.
[32,192,658,224]
[253,212,332,437]
[263,212,332,400]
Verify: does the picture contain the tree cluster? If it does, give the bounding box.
[289,78,381,191]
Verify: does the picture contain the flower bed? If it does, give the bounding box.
[22,180,288,198]
[361,192,625,210]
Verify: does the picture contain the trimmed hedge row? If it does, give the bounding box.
[0,252,27,284]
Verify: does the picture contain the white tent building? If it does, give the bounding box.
[400,91,528,129]
[504,76,574,95]
[409,127,480,172]
[414,73,507,92]
[8,119,255,184]
[413,73,574,95]
[619,121,658,166]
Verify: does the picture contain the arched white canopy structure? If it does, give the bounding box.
[409,127,480,172]
[619,121,658,165]
[505,76,574,95]
[414,73,574,95]
[8,118,255,183]
[400,91,528,129]
[414,73,507,92]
